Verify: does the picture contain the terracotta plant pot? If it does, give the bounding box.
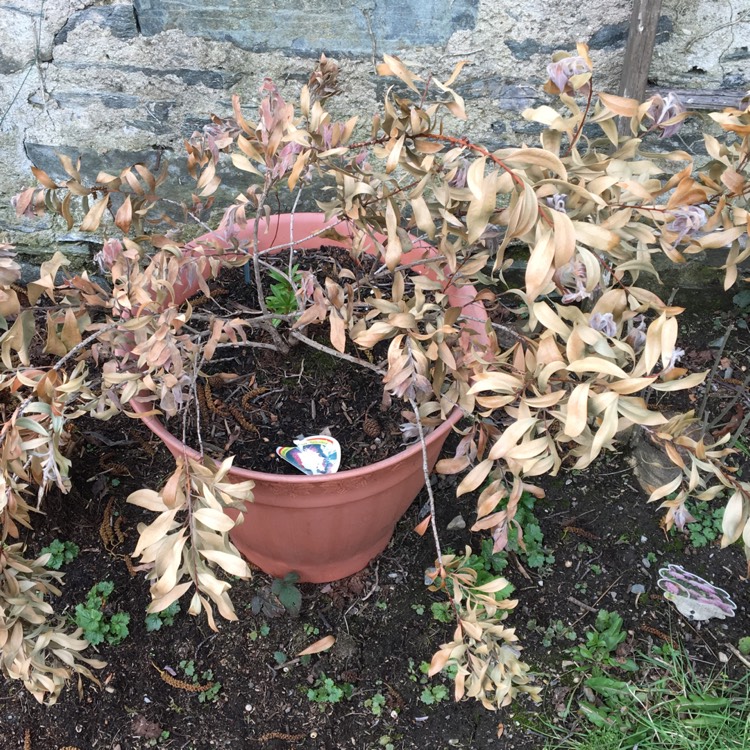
[132,213,487,583]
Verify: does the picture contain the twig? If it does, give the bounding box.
[287,188,302,297]
[33,0,49,115]
[571,575,623,626]
[370,247,443,279]
[698,322,733,421]
[249,179,289,353]
[252,181,273,318]
[159,198,213,233]
[186,350,205,456]
[344,561,380,617]
[563,80,593,157]
[190,310,295,326]
[420,133,525,188]
[491,322,529,343]
[567,596,597,613]
[256,224,346,258]
[405,336,448,566]
[418,74,433,110]
[213,341,280,352]
[731,408,750,445]
[725,641,750,669]
[289,331,384,374]
[707,371,750,429]
[361,562,380,601]
[510,550,532,581]
[408,393,443,565]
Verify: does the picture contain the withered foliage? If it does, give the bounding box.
[2,47,749,707]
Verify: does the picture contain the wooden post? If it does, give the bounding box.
[619,0,664,102]
[645,87,746,111]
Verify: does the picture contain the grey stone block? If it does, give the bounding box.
[53,62,241,90]
[54,5,139,46]
[24,143,171,186]
[588,15,673,50]
[132,0,478,55]
[54,92,144,110]
[505,39,549,60]
[0,51,26,74]
[507,15,672,59]
[455,78,540,110]
[723,46,750,62]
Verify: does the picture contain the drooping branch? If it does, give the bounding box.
[0,323,117,450]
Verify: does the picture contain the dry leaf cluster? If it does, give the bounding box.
[1,46,749,707]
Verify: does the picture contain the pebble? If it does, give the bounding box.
[630,584,646,595]
[447,514,466,530]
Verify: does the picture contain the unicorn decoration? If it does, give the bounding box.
[657,564,736,621]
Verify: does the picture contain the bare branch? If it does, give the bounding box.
[289,331,384,375]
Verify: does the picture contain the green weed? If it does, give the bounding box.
[265,264,302,325]
[74,581,130,646]
[567,610,636,673]
[145,601,180,632]
[307,673,353,704]
[40,538,79,570]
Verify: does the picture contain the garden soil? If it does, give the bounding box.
[1,288,749,750]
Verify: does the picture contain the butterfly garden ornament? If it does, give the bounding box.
[657,564,736,621]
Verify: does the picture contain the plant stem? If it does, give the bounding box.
[159,198,214,233]
[406,336,445,566]
[408,396,443,565]
[288,188,302,296]
[251,179,290,354]
[564,82,593,157]
[289,331,384,375]
[252,181,273,317]
[731,408,750,446]
[213,341,280,352]
[186,349,205,457]
[419,133,525,188]
[698,323,733,421]
[707,370,750,429]
[252,225,334,258]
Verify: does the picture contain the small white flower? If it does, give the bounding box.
[545,193,567,213]
[663,347,685,374]
[667,206,706,244]
[626,317,647,352]
[589,312,617,337]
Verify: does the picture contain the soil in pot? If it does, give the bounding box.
[168,249,424,473]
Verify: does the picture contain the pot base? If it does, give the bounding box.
[236,529,394,584]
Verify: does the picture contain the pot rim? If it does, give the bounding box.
[130,210,482,482]
[131,398,463,483]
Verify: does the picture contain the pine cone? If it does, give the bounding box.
[363,416,381,438]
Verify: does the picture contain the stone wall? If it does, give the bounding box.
[0,0,748,257]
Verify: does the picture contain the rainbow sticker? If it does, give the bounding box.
[276,435,341,476]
